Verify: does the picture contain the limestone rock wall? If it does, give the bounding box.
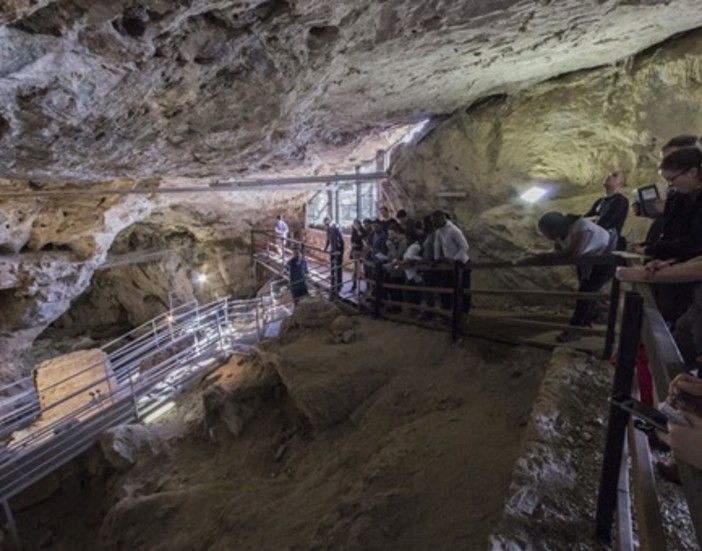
[2,1,702,181]
[0,180,309,382]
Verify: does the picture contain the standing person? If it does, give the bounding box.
[349,219,367,292]
[323,216,345,300]
[274,214,289,256]
[646,146,702,325]
[399,223,425,311]
[584,170,629,249]
[396,209,414,234]
[519,212,616,341]
[378,206,394,232]
[285,246,309,305]
[432,210,471,314]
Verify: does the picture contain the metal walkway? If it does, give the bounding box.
[0,283,293,545]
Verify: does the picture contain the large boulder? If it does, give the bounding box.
[201,352,281,440]
[100,424,175,472]
[285,298,343,331]
[275,356,389,430]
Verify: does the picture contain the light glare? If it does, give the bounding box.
[143,401,176,423]
[521,186,547,203]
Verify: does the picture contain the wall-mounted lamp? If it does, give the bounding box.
[520,186,547,203]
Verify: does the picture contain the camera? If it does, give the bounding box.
[633,184,661,218]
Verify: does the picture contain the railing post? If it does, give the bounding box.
[602,271,621,360]
[374,263,383,318]
[451,261,463,341]
[3,499,22,550]
[595,291,644,543]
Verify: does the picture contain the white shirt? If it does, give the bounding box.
[434,220,470,264]
[275,219,289,238]
[556,217,611,255]
[403,242,423,282]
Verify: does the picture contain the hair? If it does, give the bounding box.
[380,206,389,213]
[396,209,408,219]
[660,146,702,176]
[362,218,372,225]
[662,134,699,152]
[537,212,580,239]
[388,221,404,234]
[277,214,282,220]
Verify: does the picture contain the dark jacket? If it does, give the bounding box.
[325,223,345,254]
[584,193,629,234]
[285,257,308,298]
[645,190,702,260]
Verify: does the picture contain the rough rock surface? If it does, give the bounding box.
[490,347,696,550]
[2,1,702,181]
[0,183,307,380]
[11,318,549,550]
[100,423,180,472]
[202,352,281,440]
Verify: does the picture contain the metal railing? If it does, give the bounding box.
[596,284,702,548]
[0,286,294,510]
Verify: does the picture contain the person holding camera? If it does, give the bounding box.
[642,147,702,325]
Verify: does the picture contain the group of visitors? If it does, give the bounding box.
[614,135,702,481]
[342,208,471,316]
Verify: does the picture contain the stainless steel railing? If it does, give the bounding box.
[0,284,293,502]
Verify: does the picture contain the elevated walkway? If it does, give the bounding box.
[0,286,292,547]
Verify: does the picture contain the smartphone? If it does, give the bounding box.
[610,394,670,432]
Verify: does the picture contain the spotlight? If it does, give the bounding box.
[521,186,547,203]
[196,273,208,284]
[166,314,175,324]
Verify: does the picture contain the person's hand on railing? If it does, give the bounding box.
[616,266,649,282]
[669,373,702,416]
[659,412,702,471]
[617,259,676,282]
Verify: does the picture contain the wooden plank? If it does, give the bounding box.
[463,288,610,300]
[616,432,634,551]
[467,314,607,336]
[628,421,666,551]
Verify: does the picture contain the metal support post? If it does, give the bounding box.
[595,292,644,543]
[3,499,21,551]
[374,264,383,318]
[603,275,621,360]
[451,262,463,341]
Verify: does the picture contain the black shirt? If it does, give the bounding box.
[584,193,629,234]
[645,189,702,260]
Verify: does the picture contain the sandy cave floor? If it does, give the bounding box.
[7,310,699,550]
[10,316,550,550]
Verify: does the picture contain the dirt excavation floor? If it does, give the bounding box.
[4,300,698,550]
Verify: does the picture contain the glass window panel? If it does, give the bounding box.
[337,183,357,230]
[306,190,331,229]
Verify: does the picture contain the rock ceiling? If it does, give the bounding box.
[2,0,702,183]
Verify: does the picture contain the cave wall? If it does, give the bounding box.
[0,182,309,381]
[391,30,702,294]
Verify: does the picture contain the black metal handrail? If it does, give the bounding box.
[596,282,702,547]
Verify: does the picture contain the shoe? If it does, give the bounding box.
[655,460,681,485]
[556,331,582,343]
